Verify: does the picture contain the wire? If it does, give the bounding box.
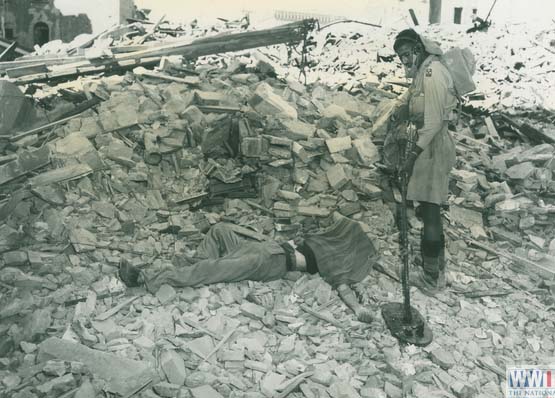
[319,19,382,31]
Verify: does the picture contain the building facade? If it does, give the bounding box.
[0,0,92,50]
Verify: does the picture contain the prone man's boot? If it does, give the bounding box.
[118,259,142,287]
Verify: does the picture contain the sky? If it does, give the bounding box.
[54,0,555,34]
[54,0,372,33]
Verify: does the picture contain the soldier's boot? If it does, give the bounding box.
[436,235,446,289]
[409,238,442,296]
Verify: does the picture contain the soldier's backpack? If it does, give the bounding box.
[382,47,477,171]
[440,47,477,97]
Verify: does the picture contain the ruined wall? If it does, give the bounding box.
[119,0,136,24]
[7,0,58,48]
[0,0,91,49]
[60,14,92,43]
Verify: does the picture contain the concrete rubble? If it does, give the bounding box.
[0,14,553,398]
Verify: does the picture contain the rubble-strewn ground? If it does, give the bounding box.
[0,16,554,398]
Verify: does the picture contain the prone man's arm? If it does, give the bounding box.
[337,283,373,323]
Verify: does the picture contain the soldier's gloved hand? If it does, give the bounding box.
[403,145,423,178]
[391,104,409,123]
[355,308,373,323]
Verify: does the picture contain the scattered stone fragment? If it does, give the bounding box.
[384,381,402,398]
[451,381,478,398]
[361,387,386,398]
[250,82,297,119]
[75,378,96,398]
[240,301,266,320]
[36,374,76,396]
[134,335,156,350]
[430,348,456,370]
[353,138,380,164]
[2,251,28,266]
[156,284,177,305]
[328,381,361,398]
[2,374,21,389]
[20,341,37,354]
[327,164,349,190]
[69,227,98,253]
[326,136,352,153]
[261,372,286,397]
[276,118,315,141]
[505,161,535,180]
[154,381,183,398]
[161,350,186,385]
[23,308,52,342]
[190,385,224,398]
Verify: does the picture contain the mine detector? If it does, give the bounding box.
[381,111,433,346]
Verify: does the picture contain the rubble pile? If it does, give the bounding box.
[0,17,554,398]
[298,22,555,112]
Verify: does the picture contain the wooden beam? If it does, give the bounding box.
[0,42,17,62]
[12,19,316,85]
[409,9,420,26]
[499,114,555,144]
[5,97,102,143]
[466,237,555,280]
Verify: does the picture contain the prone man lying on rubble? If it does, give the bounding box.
[119,213,378,323]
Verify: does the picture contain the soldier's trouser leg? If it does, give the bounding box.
[419,202,443,287]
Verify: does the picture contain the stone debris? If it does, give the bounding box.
[0,10,552,398]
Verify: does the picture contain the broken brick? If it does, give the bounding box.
[326,136,352,153]
[240,301,266,320]
[190,385,225,398]
[327,164,349,190]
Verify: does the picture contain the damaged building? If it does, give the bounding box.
[0,0,92,49]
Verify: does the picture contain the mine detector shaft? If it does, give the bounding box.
[398,123,417,323]
[381,117,433,346]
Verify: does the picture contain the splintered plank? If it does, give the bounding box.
[484,116,500,138]
[95,296,140,321]
[0,146,50,186]
[29,164,93,187]
[6,63,49,78]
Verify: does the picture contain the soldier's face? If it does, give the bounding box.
[397,43,420,78]
[397,43,416,69]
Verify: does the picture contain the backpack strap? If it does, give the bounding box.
[452,87,463,126]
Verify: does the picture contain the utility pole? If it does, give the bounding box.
[429,0,442,24]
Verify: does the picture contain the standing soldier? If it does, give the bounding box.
[392,29,457,295]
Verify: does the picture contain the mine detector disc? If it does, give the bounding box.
[381,302,433,347]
